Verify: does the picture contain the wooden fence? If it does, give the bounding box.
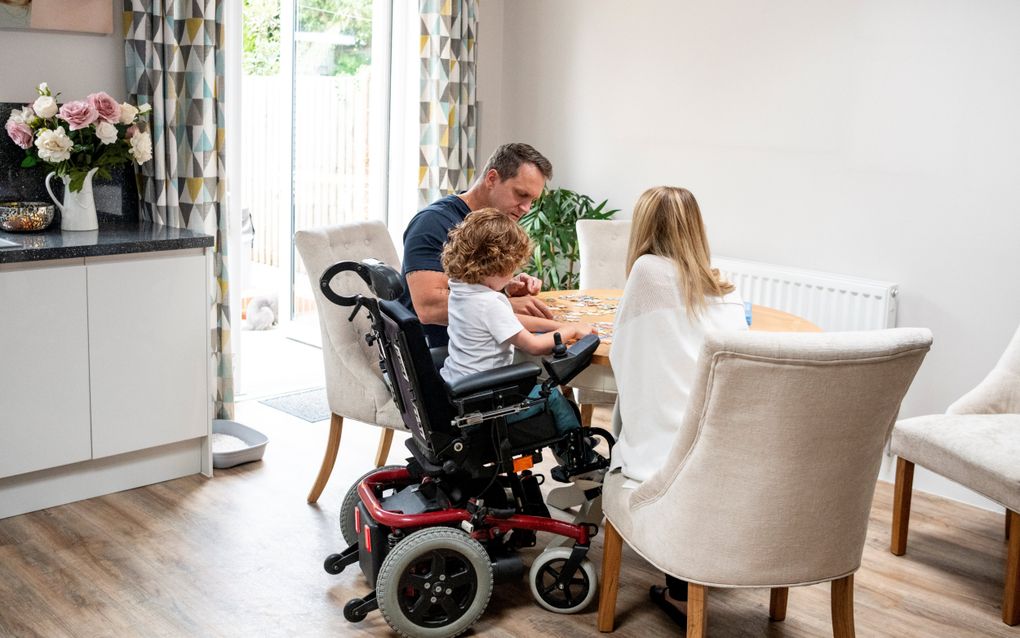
[241,72,374,272]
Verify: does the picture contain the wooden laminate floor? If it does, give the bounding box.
[0,402,1014,637]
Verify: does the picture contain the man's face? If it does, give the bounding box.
[484,163,546,222]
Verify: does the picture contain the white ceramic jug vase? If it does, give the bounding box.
[46,167,99,232]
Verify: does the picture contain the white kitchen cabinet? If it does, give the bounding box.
[0,259,92,479]
[0,248,211,518]
[87,251,208,458]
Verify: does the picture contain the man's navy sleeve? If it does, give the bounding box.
[401,213,448,275]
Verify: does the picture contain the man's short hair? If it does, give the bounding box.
[482,143,553,181]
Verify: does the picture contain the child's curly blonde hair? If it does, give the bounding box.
[441,208,532,285]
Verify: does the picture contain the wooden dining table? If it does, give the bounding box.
[537,288,822,367]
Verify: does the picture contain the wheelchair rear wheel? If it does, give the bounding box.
[339,464,405,547]
[529,546,598,614]
[376,527,493,638]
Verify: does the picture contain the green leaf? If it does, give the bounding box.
[21,155,38,168]
[68,170,87,193]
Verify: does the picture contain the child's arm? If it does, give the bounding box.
[508,323,596,356]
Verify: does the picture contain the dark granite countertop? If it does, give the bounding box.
[0,217,214,264]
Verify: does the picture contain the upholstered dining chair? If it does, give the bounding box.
[890,322,1020,625]
[295,222,406,504]
[597,328,932,637]
[575,219,631,425]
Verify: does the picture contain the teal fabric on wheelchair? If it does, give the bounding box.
[507,385,580,436]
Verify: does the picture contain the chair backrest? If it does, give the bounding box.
[947,322,1020,415]
[377,299,456,459]
[294,222,404,428]
[627,328,932,586]
[577,219,631,289]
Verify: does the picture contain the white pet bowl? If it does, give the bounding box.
[212,419,269,469]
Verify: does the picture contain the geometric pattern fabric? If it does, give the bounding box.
[418,0,477,209]
[124,0,234,419]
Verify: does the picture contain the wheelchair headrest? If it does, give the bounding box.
[319,259,404,307]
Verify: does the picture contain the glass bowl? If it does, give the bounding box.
[0,201,56,232]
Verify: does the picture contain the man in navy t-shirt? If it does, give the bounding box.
[399,143,559,347]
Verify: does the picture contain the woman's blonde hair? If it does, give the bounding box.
[441,208,532,284]
[626,186,734,317]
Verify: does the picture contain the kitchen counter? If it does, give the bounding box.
[0,217,214,263]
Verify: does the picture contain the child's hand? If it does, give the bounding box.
[563,323,595,343]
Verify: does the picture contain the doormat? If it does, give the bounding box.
[259,387,330,423]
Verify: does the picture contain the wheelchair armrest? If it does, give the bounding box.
[446,362,542,399]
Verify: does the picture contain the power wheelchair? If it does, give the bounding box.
[319,259,614,638]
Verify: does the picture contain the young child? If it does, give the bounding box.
[439,208,594,443]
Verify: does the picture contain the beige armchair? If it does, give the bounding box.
[575,219,630,425]
[890,322,1020,625]
[597,328,932,637]
[295,222,407,504]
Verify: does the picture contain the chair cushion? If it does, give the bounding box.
[891,414,1020,512]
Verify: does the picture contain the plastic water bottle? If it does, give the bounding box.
[744,301,753,326]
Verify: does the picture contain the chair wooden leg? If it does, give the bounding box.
[307,413,343,504]
[580,403,595,427]
[1007,508,1013,541]
[374,427,394,467]
[769,587,789,621]
[687,583,707,637]
[891,458,914,555]
[597,520,623,632]
[831,574,855,638]
[1005,509,1020,625]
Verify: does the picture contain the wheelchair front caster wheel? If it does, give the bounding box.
[324,553,346,575]
[529,547,598,614]
[343,598,368,623]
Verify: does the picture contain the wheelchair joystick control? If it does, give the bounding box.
[552,332,568,359]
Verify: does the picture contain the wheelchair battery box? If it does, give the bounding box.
[356,501,388,588]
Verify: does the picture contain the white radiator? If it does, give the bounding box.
[713,256,898,331]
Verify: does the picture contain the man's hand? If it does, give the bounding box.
[504,273,542,297]
[509,294,554,319]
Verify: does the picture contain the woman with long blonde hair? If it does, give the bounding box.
[610,186,748,486]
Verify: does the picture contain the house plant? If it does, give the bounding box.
[519,187,619,290]
[4,82,153,231]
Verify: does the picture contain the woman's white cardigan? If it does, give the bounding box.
[609,254,749,486]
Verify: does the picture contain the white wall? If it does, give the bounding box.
[482,0,1020,510]
[476,0,505,162]
[0,9,125,102]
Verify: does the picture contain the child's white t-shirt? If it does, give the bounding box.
[440,280,525,384]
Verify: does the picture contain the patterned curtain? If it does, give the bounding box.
[123,0,233,419]
[419,0,478,208]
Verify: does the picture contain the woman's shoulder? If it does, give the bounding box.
[630,253,675,278]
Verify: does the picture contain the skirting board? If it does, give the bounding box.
[0,437,207,519]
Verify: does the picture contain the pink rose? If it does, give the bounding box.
[5,118,33,149]
[57,100,98,131]
[125,124,139,139]
[87,91,121,124]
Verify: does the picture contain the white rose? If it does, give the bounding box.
[8,107,27,124]
[33,95,58,119]
[95,121,119,145]
[37,82,49,94]
[118,102,139,124]
[35,126,73,163]
[129,130,153,164]
[138,103,152,114]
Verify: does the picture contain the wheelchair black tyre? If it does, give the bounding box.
[529,547,598,614]
[376,527,493,638]
[343,598,368,623]
[339,465,405,547]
